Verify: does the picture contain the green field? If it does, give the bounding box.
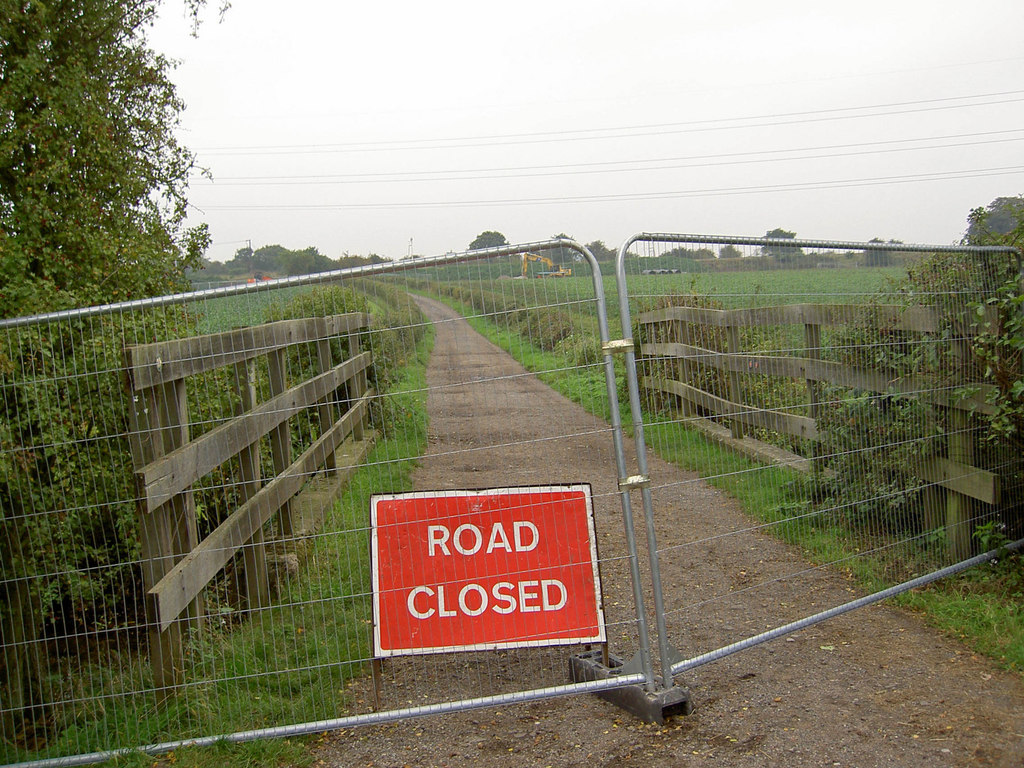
[426,264,1023,679]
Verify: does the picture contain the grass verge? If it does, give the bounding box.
[452,300,1024,676]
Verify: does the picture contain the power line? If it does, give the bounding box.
[190,130,1024,186]
[193,90,1024,156]
[198,164,1024,211]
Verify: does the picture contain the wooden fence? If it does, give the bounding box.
[637,302,999,561]
[124,313,373,693]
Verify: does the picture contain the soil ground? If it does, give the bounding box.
[317,297,1024,768]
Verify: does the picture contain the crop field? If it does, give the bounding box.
[418,263,907,336]
[192,261,908,340]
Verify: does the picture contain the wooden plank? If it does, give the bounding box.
[641,341,996,414]
[267,348,294,537]
[232,360,270,613]
[137,352,371,511]
[919,456,999,506]
[125,313,370,390]
[726,324,744,440]
[315,338,337,471]
[643,341,891,389]
[646,377,996,505]
[684,414,817,474]
[638,303,941,333]
[148,394,373,630]
[646,376,819,440]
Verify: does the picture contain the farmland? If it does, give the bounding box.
[422,261,1024,678]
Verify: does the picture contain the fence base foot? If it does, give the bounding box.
[570,649,691,724]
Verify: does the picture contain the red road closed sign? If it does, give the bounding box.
[371,485,605,657]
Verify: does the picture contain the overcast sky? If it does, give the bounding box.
[151,1,1024,262]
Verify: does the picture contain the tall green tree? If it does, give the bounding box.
[0,1,216,736]
[962,195,1024,449]
[283,246,334,275]
[468,230,508,250]
[0,0,211,318]
[585,240,616,262]
[966,195,1024,246]
[761,228,803,261]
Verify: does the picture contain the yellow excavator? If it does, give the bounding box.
[521,252,572,278]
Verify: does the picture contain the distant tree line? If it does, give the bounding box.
[190,244,389,284]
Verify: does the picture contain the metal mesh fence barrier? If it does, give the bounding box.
[4,232,1021,765]
[614,234,1023,679]
[0,242,647,766]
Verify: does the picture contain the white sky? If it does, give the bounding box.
[151,0,1024,262]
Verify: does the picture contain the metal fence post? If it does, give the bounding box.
[615,232,1023,688]
[614,236,679,692]
[565,241,658,694]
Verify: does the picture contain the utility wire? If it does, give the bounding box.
[191,130,1024,186]
[199,164,1024,211]
[194,90,1024,155]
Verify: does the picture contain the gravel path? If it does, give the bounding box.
[318,297,1024,768]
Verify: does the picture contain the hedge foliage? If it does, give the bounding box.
[0,278,424,742]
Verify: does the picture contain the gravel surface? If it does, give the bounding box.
[317,297,1024,768]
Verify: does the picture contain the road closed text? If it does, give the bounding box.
[406,578,568,619]
[371,486,605,656]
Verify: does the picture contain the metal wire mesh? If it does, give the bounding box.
[0,244,642,766]
[5,233,1019,765]
[616,234,1022,675]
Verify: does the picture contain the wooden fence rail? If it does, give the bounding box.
[124,313,373,693]
[637,302,998,561]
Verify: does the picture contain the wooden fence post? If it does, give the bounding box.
[347,331,367,441]
[805,320,822,472]
[726,323,744,440]
[232,358,270,612]
[315,338,338,471]
[0,581,44,741]
[123,312,373,698]
[266,348,295,537]
[671,318,694,418]
[129,379,202,697]
[946,408,975,561]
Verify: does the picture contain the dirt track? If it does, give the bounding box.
[318,297,1024,768]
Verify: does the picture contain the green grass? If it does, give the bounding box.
[448,296,616,424]
[191,286,315,333]
[439,286,1024,677]
[624,267,907,304]
[3,329,434,768]
[900,551,1024,671]
[427,267,904,341]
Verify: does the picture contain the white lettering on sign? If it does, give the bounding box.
[406,579,567,619]
[426,522,539,557]
[514,521,539,552]
[427,525,450,556]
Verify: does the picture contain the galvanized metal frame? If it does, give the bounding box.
[614,231,1023,691]
[7,231,1022,766]
[2,237,662,767]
